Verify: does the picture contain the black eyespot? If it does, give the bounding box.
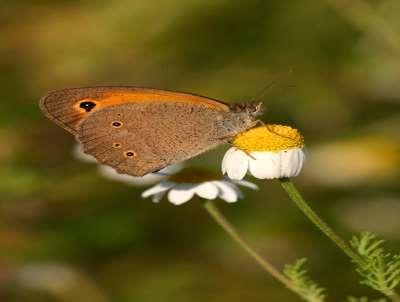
[111,121,122,128]
[79,101,96,112]
[112,143,121,148]
[124,151,136,157]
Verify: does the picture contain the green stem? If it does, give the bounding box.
[279,178,400,302]
[279,178,363,265]
[203,200,316,302]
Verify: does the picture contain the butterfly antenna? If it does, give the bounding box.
[249,79,278,103]
[249,68,294,103]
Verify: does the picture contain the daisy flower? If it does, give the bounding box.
[73,144,182,186]
[141,168,258,205]
[222,124,306,180]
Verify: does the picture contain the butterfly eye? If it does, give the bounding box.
[124,150,136,157]
[111,121,123,128]
[79,101,96,112]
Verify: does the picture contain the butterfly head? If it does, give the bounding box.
[217,102,265,139]
[229,101,264,118]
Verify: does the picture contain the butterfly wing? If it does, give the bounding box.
[40,86,229,136]
[77,102,226,176]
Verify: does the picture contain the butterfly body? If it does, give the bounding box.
[40,87,263,176]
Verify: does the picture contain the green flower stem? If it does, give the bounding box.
[203,200,318,302]
[279,178,400,302]
[279,178,363,264]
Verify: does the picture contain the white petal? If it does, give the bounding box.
[280,148,305,178]
[224,149,249,180]
[224,181,245,199]
[247,148,306,179]
[295,148,306,176]
[234,179,259,190]
[100,165,159,187]
[232,186,244,199]
[128,173,165,186]
[141,181,175,198]
[214,181,239,203]
[296,148,307,175]
[195,182,219,200]
[151,191,166,203]
[98,163,183,187]
[248,151,281,179]
[167,184,196,205]
[156,163,184,176]
[279,150,294,177]
[293,149,304,176]
[221,147,237,174]
[73,144,97,163]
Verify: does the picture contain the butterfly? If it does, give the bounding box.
[40,86,263,176]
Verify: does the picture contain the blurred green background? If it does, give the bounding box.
[1,1,400,301]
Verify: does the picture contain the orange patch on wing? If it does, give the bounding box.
[73,90,230,113]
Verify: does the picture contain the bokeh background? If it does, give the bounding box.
[1,1,400,301]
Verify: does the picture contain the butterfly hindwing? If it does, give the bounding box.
[77,102,225,176]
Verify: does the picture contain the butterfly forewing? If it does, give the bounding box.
[40,87,229,136]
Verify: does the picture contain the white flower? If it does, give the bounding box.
[73,144,182,186]
[97,165,182,187]
[222,147,306,180]
[73,144,97,163]
[141,175,257,205]
[222,125,306,180]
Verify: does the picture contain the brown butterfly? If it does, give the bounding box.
[40,87,263,176]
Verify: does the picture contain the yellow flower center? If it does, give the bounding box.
[168,168,220,183]
[233,124,304,152]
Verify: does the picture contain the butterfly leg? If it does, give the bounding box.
[255,119,265,127]
[243,149,256,160]
[217,135,235,143]
[223,140,257,160]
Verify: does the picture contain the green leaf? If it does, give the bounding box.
[283,258,326,302]
[350,232,400,294]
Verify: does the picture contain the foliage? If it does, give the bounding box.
[346,296,387,302]
[351,232,400,295]
[283,258,326,302]
[2,0,400,301]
